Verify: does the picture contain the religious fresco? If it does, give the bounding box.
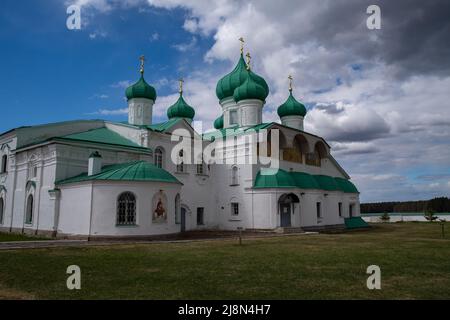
[152,190,168,223]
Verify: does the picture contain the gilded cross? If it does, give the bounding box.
[179,78,184,94]
[139,55,145,74]
[239,37,245,54]
[246,52,251,70]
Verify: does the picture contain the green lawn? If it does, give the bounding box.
[0,222,449,300]
[0,233,49,242]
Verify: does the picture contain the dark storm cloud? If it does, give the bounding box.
[288,0,450,80]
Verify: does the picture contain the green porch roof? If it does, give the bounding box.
[253,169,358,193]
[345,217,369,229]
[56,161,182,185]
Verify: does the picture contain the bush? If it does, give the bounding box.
[380,211,390,222]
[424,210,438,222]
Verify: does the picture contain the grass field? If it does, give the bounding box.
[0,222,449,300]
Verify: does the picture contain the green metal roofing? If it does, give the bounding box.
[125,75,157,101]
[167,94,195,120]
[203,122,272,141]
[146,118,183,132]
[213,115,224,129]
[216,54,269,101]
[233,73,268,102]
[345,217,369,229]
[314,175,340,191]
[57,161,182,185]
[277,92,307,118]
[335,177,359,193]
[253,169,358,193]
[62,128,145,149]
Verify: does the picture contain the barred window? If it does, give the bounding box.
[231,202,239,216]
[117,192,136,225]
[154,148,163,168]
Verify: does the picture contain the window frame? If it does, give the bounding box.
[196,207,204,226]
[154,147,164,169]
[316,202,322,221]
[231,202,239,216]
[25,194,34,225]
[229,110,238,125]
[1,155,7,173]
[116,192,137,226]
[0,197,4,225]
[338,202,343,217]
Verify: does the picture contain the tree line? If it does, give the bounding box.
[361,197,450,213]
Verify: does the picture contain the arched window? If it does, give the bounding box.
[231,166,239,185]
[25,194,33,224]
[176,150,185,173]
[154,147,164,169]
[0,198,4,225]
[1,155,7,173]
[117,192,136,225]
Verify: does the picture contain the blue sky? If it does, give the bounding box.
[1,0,449,202]
[0,0,220,131]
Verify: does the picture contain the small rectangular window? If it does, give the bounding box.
[229,110,238,125]
[349,204,354,218]
[338,202,342,217]
[197,207,204,225]
[231,203,239,216]
[316,202,322,219]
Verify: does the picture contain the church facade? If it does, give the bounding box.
[0,49,361,239]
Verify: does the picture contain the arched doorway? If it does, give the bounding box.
[180,205,190,232]
[279,193,300,227]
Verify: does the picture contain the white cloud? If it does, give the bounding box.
[88,108,128,115]
[110,80,133,88]
[172,36,198,52]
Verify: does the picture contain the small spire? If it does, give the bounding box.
[288,75,293,93]
[178,78,184,95]
[139,55,145,75]
[246,52,251,71]
[239,37,245,55]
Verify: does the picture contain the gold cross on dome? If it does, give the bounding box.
[245,52,251,70]
[288,75,293,92]
[179,78,184,94]
[239,37,245,54]
[139,55,145,74]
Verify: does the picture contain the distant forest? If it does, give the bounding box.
[361,197,450,213]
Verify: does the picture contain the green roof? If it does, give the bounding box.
[216,54,269,101]
[314,175,340,191]
[203,122,272,141]
[277,92,307,118]
[213,115,224,129]
[125,75,157,101]
[233,72,268,102]
[253,169,358,193]
[61,128,147,150]
[57,161,182,185]
[167,94,195,120]
[146,118,183,132]
[345,217,369,229]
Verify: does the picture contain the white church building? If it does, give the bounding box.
[0,48,364,239]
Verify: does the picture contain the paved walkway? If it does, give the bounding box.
[0,231,318,251]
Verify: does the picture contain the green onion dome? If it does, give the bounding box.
[213,115,224,129]
[216,54,269,101]
[277,92,307,118]
[167,94,195,120]
[125,75,157,101]
[233,72,268,102]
